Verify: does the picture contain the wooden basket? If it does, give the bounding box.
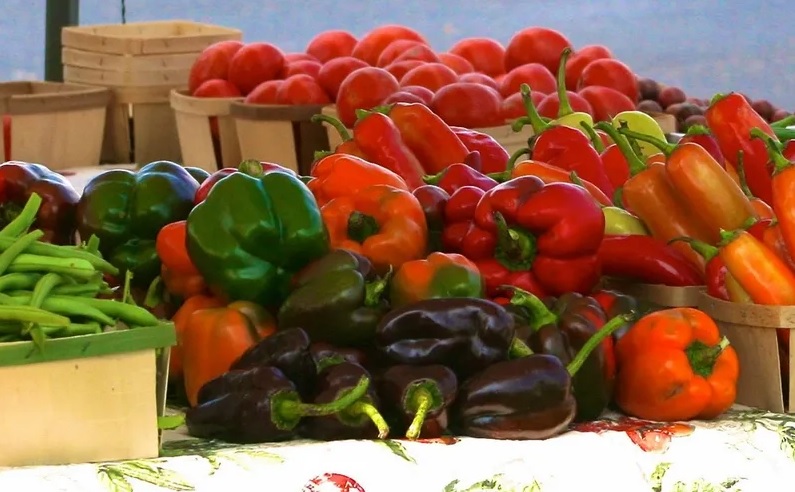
[61,20,242,165]
[231,102,331,175]
[170,89,242,172]
[0,324,175,466]
[698,293,795,413]
[602,277,704,308]
[0,81,109,170]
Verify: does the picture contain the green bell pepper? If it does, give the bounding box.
[278,249,389,346]
[389,252,484,308]
[186,170,329,308]
[76,161,201,287]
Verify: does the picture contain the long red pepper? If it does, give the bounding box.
[352,111,426,189]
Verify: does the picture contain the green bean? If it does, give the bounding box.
[52,283,109,297]
[0,334,20,342]
[29,273,63,308]
[0,236,118,275]
[0,230,45,276]
[0,293,115,326]
[0,305,69,326]
[0,321,22,334]
[54,295,160,327]
[0,273,41,292]
[8,254,96,280]
[86,235,101,255]
[41,322,101,337]
[0,193,42,238]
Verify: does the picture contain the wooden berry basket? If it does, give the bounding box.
[0,81,109,170]
[170,90,243,172]
[698,293,795,413]
[601,277,704,308]
[231,102,331,175]
[62,20,242,165]
[0,324,175,466]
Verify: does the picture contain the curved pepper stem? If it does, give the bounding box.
[423,169,446,185]
[668,236,718,262]
[717,228,741,248]
[750,128,791,174]
[238,159,264,177]
[511,84,550,135]
[684,124,712,137]
[508,337,533,359]
[580,122,605,152]
[567,312,636,377]
[594,122,647,177]
[503,285,558,330]
[493,212,536,271]
[272,376,370,430]
[554,47,575,118]
[709,92,728,106]
[311,114,352,142]
[686,336,731,377]
[404,382,442,440]
[771,115,795,128]
[734,151,755,199]
[618,128,676,156]
[364,267,392,307]
[347,400,390,439]
[347,211,381,243]
[487,147,530,183]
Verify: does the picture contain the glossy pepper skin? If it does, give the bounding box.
[412,185,449,254]
[156,220,207,299]
[321,184,427,274]
[185,365,369,444]
[353,111,426,190]
[753,131,795,267]
[598,235,704,287]
[377,364,458,439]
[169,294,225,383]
[308,154,409,207]
[231,327,317,397]
[467,176,605,297]
[735,152,775,220]
[671,237,751,303]
[375,297,516,379]
[450,126,510,174]
[193,161,298,205]
[500,158,613,207]
[0,161,80,245]
[186,170,328,308]
[423,162,499,195]
[278,249,389,347]
[77,161,200,287]
[390,252,484,308]
[615,308,739,421]
[301,362,389,440]
[678,125,726,168]
[706,92,777,205]
[310,342,369,374]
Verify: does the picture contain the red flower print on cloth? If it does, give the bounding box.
[571,417,695,452]
[302,473,366,492]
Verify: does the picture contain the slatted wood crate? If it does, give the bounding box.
[61,20,242,165]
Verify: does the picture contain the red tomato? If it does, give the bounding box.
[2,115,10,161]
[352,25,427,66]
[400,85,434,105]
[449,37,505,76]
[384,60,424,81]
[393,44,440,64]
[437,52,474,75]
[376,39,424,67]
[537,91,594,119]
[284,53,319,64]
[400,63,458,92]
[337,67,400,127]
[501,90,545,120]
[499,63,556,98]
[432,82,504,128]
[276,74,331,105]
[317,56,369,102]
[193,79,242,98]
[244,80,284,105]
[565,45,613,90]
[228,42,285,95]
[504,27,572,74]
[282,60,322,80]
[459,72,499,91]
[188,40,244,94]
[305,30,358,63]
[578,58,639,102]
[577,85,636,122]
[383,91,427,105]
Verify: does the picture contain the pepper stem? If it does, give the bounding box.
[273,376,370,430]
[347,211,381,243]
[771,115,795,128]
[405,390,432,440]
[569,171,586,188]
[423,169,446,185]
[734,151,755,198]
[580,122,605,152]
[668,237,719,262]
[613,187,625,208]
[238,159,263,176]
[685,337,731,377]
[594,122,647,176]
[750,128,791,174]
[404,382,443,440]
[143,275,163,309]
[555,48,575,118]
[314,150,333,161]
[493,212,536,271]
[684,124,712,136]
[487,147,531,183]
[709,93,728,106]
[504,286,558,330]
[512,84,549,135]
[310,114,352,142]
[347,400,390,439]
[508,337,534,358]
[0,192,42,238]
[364,267,392,307]
[121,270,135,305]
[618,127,676,156]
[717,228,741,248]
[567,312,636,376]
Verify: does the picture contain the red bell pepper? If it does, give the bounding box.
[450,176,604,297]
[599,235,704,287]
[423,163,499,194]
[449,126,510,174]
[194,160,297,204]
[440,186,488,253]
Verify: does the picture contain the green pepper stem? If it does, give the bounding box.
[348,400,390,439]
[144,276,163,309]
[709,93,728,106]
[0,193,42,238]
[718,228,741,248]
[772,127,795,142]
[495,147,531,180]
[0,230,44,277]
[684,124,712,137]
[569,171,586,188]
[750,128,791,174]
[347,211,381,244]
[493,212,536,271]
[734,151,755,198]
[580,122,605,152]
[423,169,445,185]
[685,336,731,377]
[618,127,676,156]
[275,376,370,430]
[613,187,625,208]
[364,267,391,307]
[555,48,574,118]
[405,390,432,440]
[668,237,718,262]
[121,270,135,305]
[771,115,795,128]
[508,337,534,358]
[310,114,352,142]
[504,286,557,330]
[513,84,549,135]
[238,159,263,177]
[567,312,635,376]
[314,150,333,161]
[594,122,647,176]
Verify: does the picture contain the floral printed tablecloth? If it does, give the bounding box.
[2,407,795,492]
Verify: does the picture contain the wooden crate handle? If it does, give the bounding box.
[170,89,242,116]
[230,102,332,122]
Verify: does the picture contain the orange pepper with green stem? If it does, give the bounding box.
[614,308,739,421]
[310,113,369,160]
[752,129,795,262]
[390,252,484,308]
[735,151,775,220]
[308,154,409,207]
[321,184,428,274]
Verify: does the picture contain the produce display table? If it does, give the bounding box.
[1,407,794,491]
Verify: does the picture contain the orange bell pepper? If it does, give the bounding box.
[615,308,739,421]
[390,252,484,308]
[169,294,225,382]
[509,160,612,206]
[181,301,277,407]
[735,151,775,220]
[308,154,409,207]
[156,221,207,299]
[321,184,427,274]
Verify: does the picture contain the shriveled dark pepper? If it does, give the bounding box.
[452,312,632,440]
[185,365,369,444]
[300,361,389,440]
[230,327,317,397]
[374,297,522,379]
[412,184,450,254]
[310,342,369,374]
[377,364,458,440]
[278,249,389,347]
[590,289,644,342]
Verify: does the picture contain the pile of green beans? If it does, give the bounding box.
[0,193,161,346]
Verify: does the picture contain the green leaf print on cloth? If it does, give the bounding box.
[443,474,542,492]
[380,440,417,464]
[160,439,284,474]
[722,408,795,460]
[648,462,743,492]
[97,461,194,492]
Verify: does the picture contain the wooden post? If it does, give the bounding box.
[44,0,80,82]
